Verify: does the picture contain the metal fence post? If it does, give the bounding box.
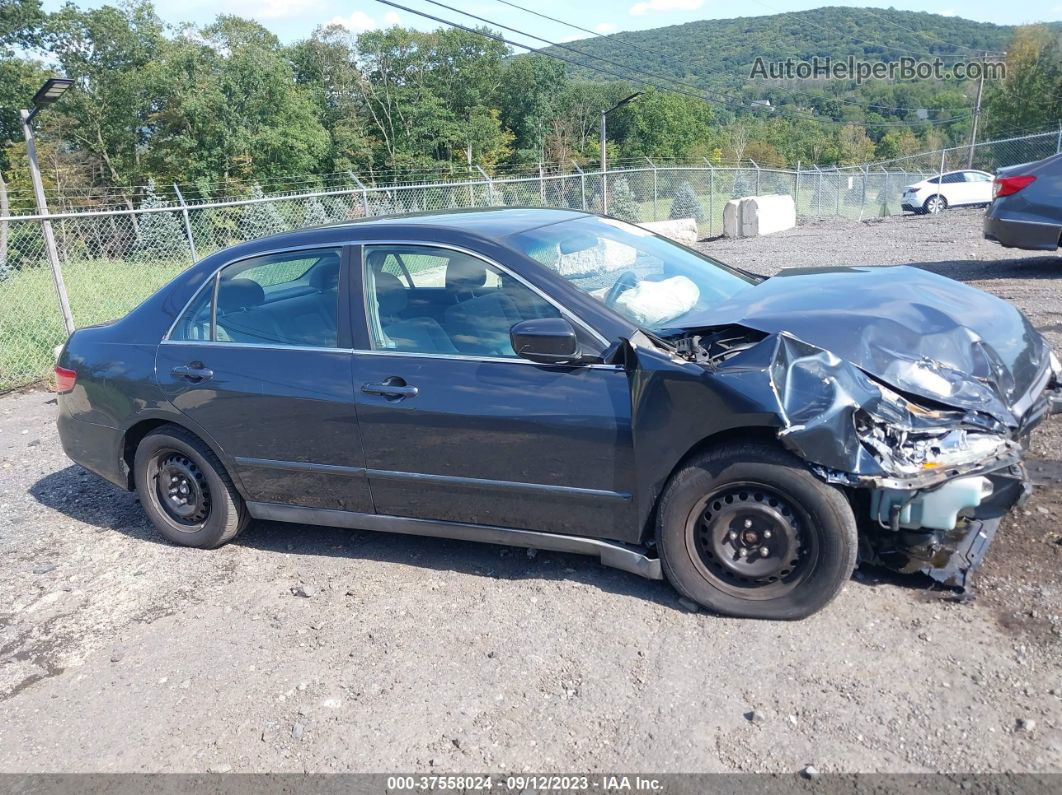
[814,165,822,216]
[475,166,494,206]
[750,159,761,195]
[835,168,842,217]
[645,157,658,221]
[172,183,198,261]
[881,166,889,215]
[572,161,586,210]
[539,163,546,206]
[858,165,868,220]
[347,171,370,217]
[1057,122,1061,154]
[20,108,74,336]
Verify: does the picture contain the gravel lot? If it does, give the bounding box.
[1,209,1060,774]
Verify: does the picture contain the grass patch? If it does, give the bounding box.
[1,257,191,391]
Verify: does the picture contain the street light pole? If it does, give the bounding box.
[599,92,641,215]
[21,108,74,336]
[21,78,75,337]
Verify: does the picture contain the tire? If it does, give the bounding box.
[656,442,857,620]
[134,424,251,548]
[923,194,947,214]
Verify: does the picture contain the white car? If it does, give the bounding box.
[901,169,994,215]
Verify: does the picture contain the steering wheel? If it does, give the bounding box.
[604,271,641,308]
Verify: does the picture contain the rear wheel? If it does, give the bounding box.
[657,442,857,620]
[134,425,251,548]
[923,194,947,214]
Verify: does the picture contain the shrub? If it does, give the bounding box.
[240,184,286,240]
[135,180,187,260]
[303,197,330,228]
[669,181,704,222]
[607,177,640,224]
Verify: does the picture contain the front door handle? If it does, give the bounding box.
[172,363,214,382]
[361,377,418,399]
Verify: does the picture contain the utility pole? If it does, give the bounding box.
[968,52,988,168]
[599,92,641,215]
[21,80,75,336]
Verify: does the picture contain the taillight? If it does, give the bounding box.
[993,175,1036,199]
[54,366,77,394]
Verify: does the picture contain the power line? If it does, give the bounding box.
[373,0,970,128]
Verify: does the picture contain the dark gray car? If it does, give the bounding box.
[984,152,1062,251]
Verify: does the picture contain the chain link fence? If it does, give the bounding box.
[2,127,1059,392]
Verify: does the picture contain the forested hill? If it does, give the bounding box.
[539,7,1059,120]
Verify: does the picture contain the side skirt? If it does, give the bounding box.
[246,502,663,581]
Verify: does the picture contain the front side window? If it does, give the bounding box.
[170,248,342,348]
[507,215,755,332]
[363,245,561,358]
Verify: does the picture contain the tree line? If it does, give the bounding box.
[0,0,1059,215]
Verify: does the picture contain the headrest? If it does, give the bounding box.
[309,256,340,291]
[375,271,407,316]
[217,278,264,313]
[445,254,487,291]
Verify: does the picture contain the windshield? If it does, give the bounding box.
[507,215,756,332]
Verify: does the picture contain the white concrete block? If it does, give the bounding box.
[639,218,699,246]
[722,194,797,238]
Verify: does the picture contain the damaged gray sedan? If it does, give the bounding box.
[58,209,1061,621]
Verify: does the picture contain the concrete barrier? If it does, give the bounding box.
[639,218,699,246]
[723,194,796,238]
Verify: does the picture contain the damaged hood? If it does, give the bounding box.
[677,265,1050,426]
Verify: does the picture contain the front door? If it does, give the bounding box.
[351,244,638,543]
[157,245,373,513]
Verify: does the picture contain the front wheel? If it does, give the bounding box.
[134,424,251,548]
[657,442,857,620]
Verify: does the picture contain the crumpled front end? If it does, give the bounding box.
[675,326,1060,589]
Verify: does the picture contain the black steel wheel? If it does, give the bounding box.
[153,451,212,527]
[134,424,251,548]
[657,441,858,620]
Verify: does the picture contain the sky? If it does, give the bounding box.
[39,0,1062,46]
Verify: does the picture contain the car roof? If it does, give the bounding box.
[196,207,593,266]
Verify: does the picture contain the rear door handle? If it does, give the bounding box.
[171,364,214,382]
[361,381,418,399]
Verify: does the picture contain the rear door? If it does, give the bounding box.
[156,245,374,513]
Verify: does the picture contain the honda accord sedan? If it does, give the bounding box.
[55,208,1061,619]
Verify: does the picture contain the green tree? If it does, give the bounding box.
[984,26,1062,140]
[303,196,330,228]
[135,180,187,259]
[498,55,568,162]
[240,184,286,238]
[620,88,713,160]
[608,177,640,223]
[669,181,704,222]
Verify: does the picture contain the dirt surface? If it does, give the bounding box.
[1,209,1061,774]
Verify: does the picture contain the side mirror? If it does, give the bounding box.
[510,317,580,364]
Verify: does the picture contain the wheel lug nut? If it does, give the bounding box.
[760,546,770,557]
[728,531,737,541]
[763,530,772,539]
[738,548,748,558]
[743,519,752,528]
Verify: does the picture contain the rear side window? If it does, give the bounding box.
[169,248,342,348]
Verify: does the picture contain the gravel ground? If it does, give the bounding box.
[1,209,1060,774]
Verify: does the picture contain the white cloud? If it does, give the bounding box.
[328,9,402,32]
[629,0,703,16]
[939,9,957,16]
[198,0,325,21]
[594,22,618,33]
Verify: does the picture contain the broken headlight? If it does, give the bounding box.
[854,383,1014,478]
